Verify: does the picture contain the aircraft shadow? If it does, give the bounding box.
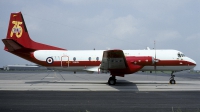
[25,79,172,92]
[25,80,169,84]
[25,81,107,84]
[25,80,141,85]
[25,80,140,91]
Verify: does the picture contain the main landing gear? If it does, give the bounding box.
[169,71,176,84]
[108,76,116,85]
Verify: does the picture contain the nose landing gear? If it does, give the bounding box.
[169,71,176,84]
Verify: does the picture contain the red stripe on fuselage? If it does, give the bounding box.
[41,61,101,67]
[37,60,195,67]
[154,60,196,66]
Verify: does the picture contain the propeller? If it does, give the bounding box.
[154,41,157,75]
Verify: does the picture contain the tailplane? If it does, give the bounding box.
[2,12,65,52]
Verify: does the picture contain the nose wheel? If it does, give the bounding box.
[169,71,176,84]
[108,76,116,85]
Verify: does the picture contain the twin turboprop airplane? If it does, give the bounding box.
[2,12,196,85]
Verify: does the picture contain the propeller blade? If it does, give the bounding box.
[154,40,157,74]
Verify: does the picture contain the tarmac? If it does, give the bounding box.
[0,71,200,91]
[0,71,200,111]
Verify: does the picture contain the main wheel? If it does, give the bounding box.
[170,79,176,84]
[108,77,116,85]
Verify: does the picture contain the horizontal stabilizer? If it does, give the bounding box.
[2,39,24,52]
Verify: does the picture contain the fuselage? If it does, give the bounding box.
[31,49,196,72]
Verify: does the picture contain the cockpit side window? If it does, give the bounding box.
[178,53,181,57]
[178,53,186,57]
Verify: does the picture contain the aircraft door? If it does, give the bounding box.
[61,55,69,67]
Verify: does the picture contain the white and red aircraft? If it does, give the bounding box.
[2,12,196,85]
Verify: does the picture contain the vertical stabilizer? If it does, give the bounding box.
[3,12,65,51]
[6,12,32,48]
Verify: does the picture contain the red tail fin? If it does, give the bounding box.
[2,12,65,51]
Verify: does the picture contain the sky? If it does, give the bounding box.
[0,0,199,70]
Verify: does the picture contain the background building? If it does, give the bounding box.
[3,64,47,71]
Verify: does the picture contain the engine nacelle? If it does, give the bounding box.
[100,50,155,76]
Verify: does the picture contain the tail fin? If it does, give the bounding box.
[2,12,65,52]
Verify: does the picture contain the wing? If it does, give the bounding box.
[84,66,100,72]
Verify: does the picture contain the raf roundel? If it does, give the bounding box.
[46,57,54,64]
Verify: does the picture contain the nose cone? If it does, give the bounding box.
[187,57,196,67]
[190,58,196,66]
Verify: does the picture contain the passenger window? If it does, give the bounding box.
[73,57,76,61]
[88,57,91,61]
